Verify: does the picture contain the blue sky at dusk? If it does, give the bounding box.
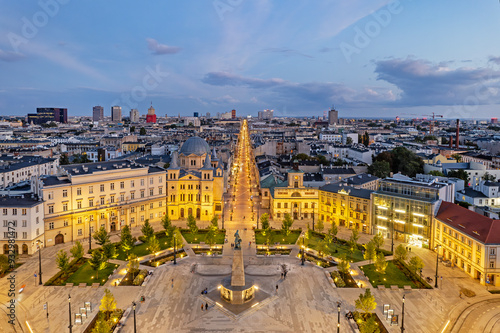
[1,0,500,119]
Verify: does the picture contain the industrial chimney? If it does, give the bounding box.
[456,119,460,149]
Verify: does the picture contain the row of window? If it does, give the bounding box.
[276,203,316,209]
[3,228,40,239]
[2,219,40,227]
[2,208,34,215]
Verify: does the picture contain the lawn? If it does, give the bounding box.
[306,233,366,262]
[181,229,225,244]
[254,230,301,245]
[65,261,119,286]
[115,235,172,261]
[360,261,421,288]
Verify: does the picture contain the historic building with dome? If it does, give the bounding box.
[166,136,225,221]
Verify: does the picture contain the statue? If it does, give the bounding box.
[234,230,242,249]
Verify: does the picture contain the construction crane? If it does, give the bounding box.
[422,112,443,135]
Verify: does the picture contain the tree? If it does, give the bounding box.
[338,254,350,275]
[187,214,198,234]
[173,227,184,248]
[451,153,462,163]
[293,153,310,161]
[483,172,496,181]
[329,223,338,239]
[102,243,118,262]
[348,229,359,257]
[374,252,388,274]
[373,147,424,177]
[59,154,70,165]
[161,214,171,231]
[372,233,384,251]
[346,137,353,145]
[70,241,84,259]
[141,219,155,240]
[127,254,139,278]
[316,219,324,233]
[130,126,135,133]
[120,225,134,256]
[210,215,219,230]
[316,154,329,165]
[409,255,424,274]
[0,254,10,276]
[355,288,377,314]
[281,213,294,236]
[56,250,70,276]
[394,244,408,262]
[205,227,217,248]
[89,249,106,279]
[428,170,445,177]
[139,127,146,135]
[358,315,380,333]
[260,213,270,230]
[368,161,391,178]
[148,235,160,254]
[364,241,377,263]
[92,315,112,333]
[93,226,110,246]
[99,288,117,320]
[447,169,470,185]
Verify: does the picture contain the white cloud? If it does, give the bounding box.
[146,38,181,55]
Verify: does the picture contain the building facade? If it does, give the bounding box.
[41,160,166,247]
[111,106,122,123]
[166,137,224,221]
[28,107,68,124]
[319,184,373,233]
[130,109,140,123]
[93,106,104,122]
[146,105,157,123]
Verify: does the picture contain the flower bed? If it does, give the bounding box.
[303,253,336,268]
[256,248,292,256]
[353,312,388,333]
[142,249,186,267]
[44,257,86,286]
[192,248,223,256]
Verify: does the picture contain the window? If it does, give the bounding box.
[12,209,17,215]
[131,207,135,213]
[131,217,135,224]
[150,178,153,185]
[141,190,145,198]
[141,205,145,211]
[22,232,27,239]
[63,189,68,197]
[110,183,115,190]
[100,184,105,192]
[277,203,281,208]
[77,201,82,209]
[100,213,105,219]
[159,187,163,195]
[63,203,68,211]
[120,181,125,189]
[89,186,93,194]
[141,215,145,222]
[89,199,94,207]
[491,248,496,255]
[150,189,154,196]
[284,203,288,209]
[110,196,115,203]
[140,179,144,186]
[159,201,162,207]
[100,197,105,205]
[21,208,27,215]
[490,261,495,268]
[120,194,125,202]
[77,217,82,224]
[150,213,153,220]
[36,228,39,236]
[48,205,54,214]
[78,229,82,236]
[89,215,94,221]
[48,222,54,230]
[77,188,82,195]
[150,203,154,209]
[131,180,135,188]
[48,192,53,200]
[131,192,135,200]
[22,220,27,227]
[2,209,6,215]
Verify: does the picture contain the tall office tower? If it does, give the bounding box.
[93,106,104,122]
[27,107,68,124]
[111,106,122,123]
[258,111,263,120]
[492,118,498,124]
[328,107,338,125]
[231,109,236,119]
[146,104,156,123]
[130,109,140,123]
[193,112,199,117]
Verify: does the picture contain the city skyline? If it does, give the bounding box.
[1,1,500,118]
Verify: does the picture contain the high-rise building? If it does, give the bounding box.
[206,112,210,118]
[130,109,140,123]
[111,106,122,123]
[146,104,156,123]
[258,109,273,120]
[328,107,338,125]
[92,106,104,122]
[27,107,68,124]
[492,118,498,124]
[231,109,236,119]
[193,112,199,118]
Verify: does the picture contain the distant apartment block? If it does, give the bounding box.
[130,108,140,123]
[111,106,122,123]
[92,106,104,122]
[28,107,67,124]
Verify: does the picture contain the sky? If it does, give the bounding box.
[1,0,500,119]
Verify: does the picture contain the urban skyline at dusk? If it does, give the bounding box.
[1,1,500,118]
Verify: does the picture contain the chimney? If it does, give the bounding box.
[449,135,453,148]
[456,119,460,149]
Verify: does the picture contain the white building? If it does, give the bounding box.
[130,109,140,123]
[0,156,58,189]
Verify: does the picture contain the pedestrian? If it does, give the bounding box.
[205,303,208,310]
[171,278,174,288]
[201,303,204,311]
[284,271,287,279]
[409,247,412,252]
[276,284,278,294]
[281,273,283,279]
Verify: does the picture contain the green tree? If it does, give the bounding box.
[56,249,70,276]
[260,213,270,230]
[187,214,198,234]
[139,127,146,135]
[120,225,134,257]
[141,219,155,240]
[428,170,445,177]
[451,153,462,163]
[316,219,324,233]
[372,233,384,251]
[59,154,70,165]
[338,254,350,275]
[373,147,424,177]
[210,215,219,230]
[148,235,160,254]
[355,288,377,314]
[89,249,106,280]
[161,214,171,231]
[367,161,391,178]
[99,288,117,320]
[317,240,329,258]
[364,241,377,263]
[346,137,353,145]
[205,227,217,248]
[329,223,338,239]
[127,254,139,279]
[173,227,184,248]
[358,315,380,333]
[70,241,84,259]
[93,226,110,246]
[394,244,408,262]
[91,315,112,333]
[102,243,118,262]
[409,255,424,274]
[447,169,470,186]
[0,254,10,276]
[348,229,359,257]
[293,153,310,161]
[374,252,388,274]
[130,126,135,132]
[281,213,294,236]
[483,172,496,181]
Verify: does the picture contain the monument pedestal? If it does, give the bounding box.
[220,247,255,304]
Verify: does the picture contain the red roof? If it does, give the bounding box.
[436,201,500,244]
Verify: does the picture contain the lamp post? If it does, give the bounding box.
[173,235,177,265]
[88,219,92,251]
[401,295,405,333]
[312,204,315,231]
[435,245,441,288]
[301,236,305,265]
[337,301,341,333]
[68,294,73,333]
[36,240,43,285]
[132,301,137,333]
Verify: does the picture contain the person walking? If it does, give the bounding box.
[201,303,204,311]
[205,303,208,311]
[276,284,278,294]
[171,278,174,288]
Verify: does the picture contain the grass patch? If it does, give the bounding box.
[143,250,186,267]
[44,258,86,286]
[360,260,431,289]
[180,229,226,244]
[0,262,23,279]
[256,248,292,256]
[66,261,119,286]
[115,234,172,261]
[254,229,301,245]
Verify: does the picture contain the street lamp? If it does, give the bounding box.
[401,294,405,333]
[301,237,305,265]
[132,301,137,333]
[435,245,441,288]
[173,235,177,265]
[89,219,92,251]
[68,294,73,333]
[36,240,43,285]
[312,204,315,231]
[337,301,341,333]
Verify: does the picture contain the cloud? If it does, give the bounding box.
[374,57,500,106]
[489,56,500,65]
[0,49,24,62]
[262,47,313,59]
[146,38,181,55]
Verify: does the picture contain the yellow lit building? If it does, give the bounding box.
[166,137,224,221]
[42,160,166,246]
[434,201,500,286]
[319,184,373,233]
